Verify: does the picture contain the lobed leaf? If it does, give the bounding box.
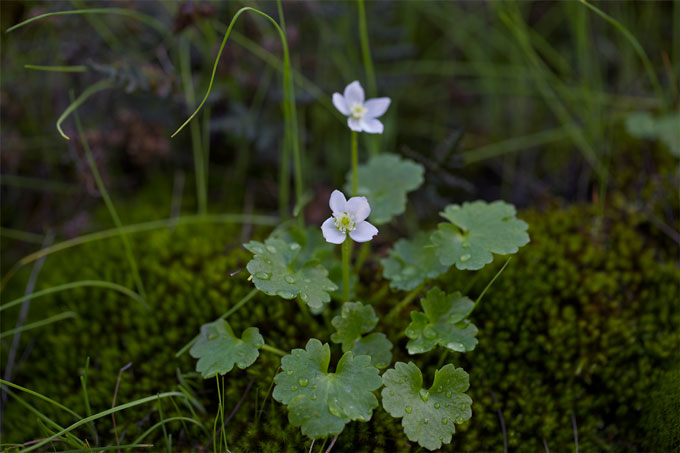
[381,362,472,451]
[431,200,529,270]
[381,232,450,290]
[273,339,382,439]
[245,236,338,311]
[331,302,393,369]
[345,153,424,224]
[189,320,264,378]
[405,288,478,354]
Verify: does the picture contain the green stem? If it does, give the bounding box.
[260,344,287,357]
[342,238,352,301]
[180,38,207,216]
[73,102,147,303]
[0,311,77,339]
[57,79,114,140]
[466,258,512,318]
[357,0,376,97]
[351,131,359,196]
[386,284,424,321]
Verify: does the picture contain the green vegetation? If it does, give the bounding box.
[3,200,677,450]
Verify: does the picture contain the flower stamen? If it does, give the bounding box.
[334,212,356,233]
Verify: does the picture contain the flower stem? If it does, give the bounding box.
[386,284,424,321]
[351,130,359,196]
[260,344,287,357]
[357,0,376,97]
[341,238,352,301]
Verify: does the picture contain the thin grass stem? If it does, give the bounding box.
[341,238,351,302]
[1,280,143,312]
[24,64,87,72]
[20,392,187,453]
[73,103,147,303]
[0,311,77,339]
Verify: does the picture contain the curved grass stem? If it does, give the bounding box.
[170,6,303,221]
[57,79,114,140]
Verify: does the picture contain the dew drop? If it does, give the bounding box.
[284,275,296,284]
[441,418,448,425]
[254,272,271,280]
[423,419,429,425]
[251,246,263,254]
[290,243,300,250]
[311,395,317,400]
[266,245,277,253]
[460,254,471,262]
[298,378,309,387]
[311,385,317,389]
[423,327,437,339]
[434,402,440,409]
[419,389,430,402]
[286,370,293,375]
[277,290,295,299]
[405,406,412,414]
[377,363,386,369]
[462,241,470,249]
[389,391,395,396]
[295,353,301,358]
[446,391,452,398]
[290,385,298,391]
[403,267,416,276]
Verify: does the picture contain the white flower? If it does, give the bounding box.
[321,190,378,244]
[332,81,391,134]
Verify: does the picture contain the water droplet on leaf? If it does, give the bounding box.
[434,402,440,409]
[446,391,452,398]
[266,245,277,253]
[284,275,296,284]
[290,385,298,391]
[254,272,271,280]
[419,389,430,402]
[460,254,471,262]
[298,378,309,387]
[442,418,448,425]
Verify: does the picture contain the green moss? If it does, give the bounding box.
[642,364,680,453]
[432,204,680,451]
[3,202,677,451]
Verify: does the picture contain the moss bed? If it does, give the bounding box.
[2,201,679,451]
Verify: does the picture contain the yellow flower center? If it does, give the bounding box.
[334,212,356,233]
[350,103,367,120]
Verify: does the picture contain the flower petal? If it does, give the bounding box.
[348,117,363,132]
[343,80,364,106]
[322,217,346,244]
[329,189,347,214]
[360,118,384,134]
[332,93,349,116]
[346,196,371,222]
[364,97,391,118]
[350,221,378,243]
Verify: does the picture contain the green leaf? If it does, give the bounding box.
[330,303,393,369]
[626,110,680,157]
[352,333,393,370]
[381,232,450,290]
[431,200,529,270]
[381,362,472,451]
[330,302,378,349]
[245,236,338,311]
[345,153,424,225]
[189,320,264,379]
[272,339,382,439]
[405,288,478,354]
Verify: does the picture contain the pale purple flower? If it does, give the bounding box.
[321,190,378,244]
[332,81,391,134]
